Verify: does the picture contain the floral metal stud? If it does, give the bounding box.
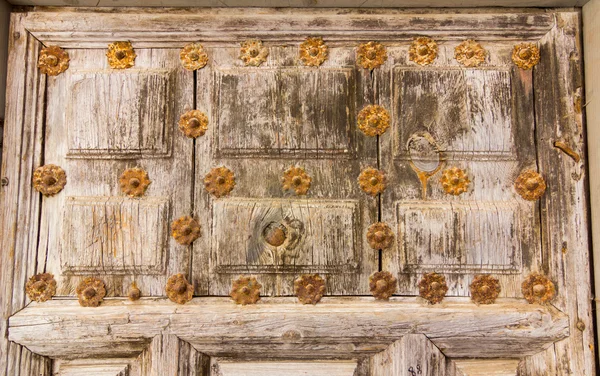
[356,41,387,69]
[76,277,106,307]
[440,167,471,196]
[106,41,136,69]
[454,40,486,67]
[230,276,262,305]
[282,166,312,195]
[240,39,269,67]
[171,216,201,245]
[418,272,448,304]
[515,170,546,201]
[204,166,236,198]
[522,273,556,304]
[25,273,56,302]
[179,110,208,138]
[128,282,141,301]
[470,275,501,305]
[166,273,194,305]
[294,274,326,305]
[180,43,209,71]
[512,43,540,70]
[33,164,66,196]
[409,37,438,66]
[369,271,397,300]
[358,167,386,196]
[299,37,328,67]
[38,46,69,76]
[357,105,390,137]
[119,168,151,198]
[366,222,394,250]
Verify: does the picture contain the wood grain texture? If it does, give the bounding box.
[8,297,569,359]
[215,360,357,376]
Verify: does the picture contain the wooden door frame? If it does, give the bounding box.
[0,7,594,375]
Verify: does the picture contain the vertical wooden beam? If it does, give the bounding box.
[141,335,209,376]
[583,0,600,365]
[0,11,50,376]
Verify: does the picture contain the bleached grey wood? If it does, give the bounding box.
[8,297,569,359]
[216,360,357,376]
[452,359,519,375]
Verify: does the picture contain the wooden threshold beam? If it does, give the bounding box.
[9,297,568,359]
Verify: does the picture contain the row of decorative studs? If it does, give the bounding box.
[38,38,541,76]
[25,271,556,307]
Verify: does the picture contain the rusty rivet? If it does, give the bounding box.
[128,282,141,301]
[512,43,540,70]
[576,320,586,332]
[38,46,70,76]
[294,274,326,305]
[356,41,387,69]
[106,41,136,69]
[358,167,386,196]
[357,105,390,137]
[119,167,151,198]
[204,166,235,198]
[366,222,394,250]
[409,37,438,66]
[76,277,106,307]
[299,37,328,66]
[369,271,397,300]
[180,43,209,71]
[418,272,449,305]
[470,275,501,305]
[33,164,66,196]
[166,273,194,305]
[521,272,556,304]
[171,216,201,245]
[515,169,546,201]
[440,167,471,196]
[179,109,209,138]
[25,273,56,302]
[230,276,262,305]
[240,39,269,67]
[282,166,312,195]
[454,40,486,67]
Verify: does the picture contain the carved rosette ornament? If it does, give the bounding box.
[299,37,328,67]
[76,277,106,307]
[358,167,387,196]
[38,46,69,76]
[418,272,448,304]
[294,274,326,305]
[521,273,556,304]
[357,105,390,137]
[230,276,262,305]
[366,222,394,250]
[25,273,56,302]
[128,282,141,301]
[356,41,387,69]
[179,110,209,138]
[514,170,546,201]
[33,164,67,196]
[180,43,209,71]
[106,41,136,69]
[409,37,438,66]
[166,273,194,305]
[282,166,312,195]
[440,167,471,196]
[512,43,540,70]
[204,166,236,198]
[240,39,269,67]
[454,40,487,67]
[369,271,397,300]
[119,167,151,198]
[171,216,202,245]
[470,275,501,305]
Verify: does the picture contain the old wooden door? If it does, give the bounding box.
[0,7,594,376]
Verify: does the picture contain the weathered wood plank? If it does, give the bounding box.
[8,297,569,359]
[215,360,357,376]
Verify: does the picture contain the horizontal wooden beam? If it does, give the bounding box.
[9,297,569,359]
[21,8,555,48]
